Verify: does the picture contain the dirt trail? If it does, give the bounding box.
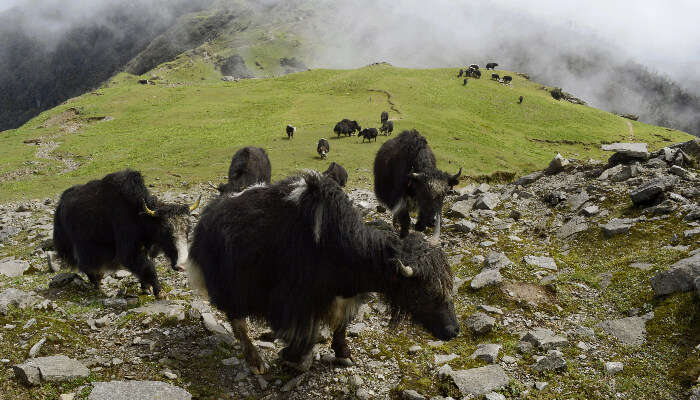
[368,89,401,115]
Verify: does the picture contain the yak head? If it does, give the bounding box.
[386,233,458,340]
[351,121,361,133]
[409,167,461,231]
[142,196,200,271]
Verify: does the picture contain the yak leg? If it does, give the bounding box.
[331,324,352,362]
[429,214,442,246]
[280,343,314,372]
[231,318,266,374]
[129,254,162,299]
[86,271,104,290]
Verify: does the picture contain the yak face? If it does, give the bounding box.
[143,199,199,271]
[409,169,461,231]
[388,233,458,340]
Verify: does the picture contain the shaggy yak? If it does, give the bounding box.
[286,124,296,139]
[323,162,348,187]
[380,120,394,135]
[502,75,513,84]
[374,130,461,243]
[358,127,378,143]
[333,119,361,137]
[217,147,272,194]
[51,169,199,298]
[187,170,458,373]
[485,62,498,70]
[317,138,330,159]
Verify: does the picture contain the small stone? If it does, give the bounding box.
[669,165,696,180]
[547,153,569,173]
[221,357,240,366]
[451,220,477,233]
[29,337,46,358]
[434,353,459,365]
[516,171,543,186]
[402,389,426,400]
[465,312,496,334]
[685,227,700,239]
[521,328,568,350]
[448,200,476,218]
[427,340,444,347]
[577,341,591,351]
[605,361,624,375]
[596,313,653,346]
[483,252,512,271]
[478,305,503,315]
[347,322,366,337]
[102,298,128,310]
[13,355,89,386]
[408,345,422,354]
[523,255,557,271]
[471,343,501,364]
[533,350,567,371]
[470,255,485,264]
[163,370,177,379]
[471,270,502,289]
[650,253,700,296]
[557,216,588,239]
[518,341,534,353]
[88,381,191,400]
[630,176,678,206]
[0,258,30,277]
[600,218,636,237]
[484,392,506,400]
[474,193,500,210]
[201,313,228,335]
[349,374,363,386]
[582,205,600,216]
[535,382,548,391]
[441,364,510,396]
[59,394,75,400]
[0,288,39,315]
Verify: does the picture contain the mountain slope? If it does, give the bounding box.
[0,64,692,201]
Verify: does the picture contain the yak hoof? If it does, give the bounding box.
[246,354,267,375]
[334,357,354,367]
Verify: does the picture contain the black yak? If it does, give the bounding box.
[502,75,512,84]
[358,128,378,143]
[51,170,199,298]
[317,138,330,159]
[457,69,464,77]
[374,130,461,243]
[217,147,272,194]
[463,78,468,86]
[380,120,394,135]
[469,64,479,70]
[323,162,348,187]
[519,95,524,104]
[381,111,389,124]
[334,119,361,137]
[286,124,296,139]
[491,73,500,81]
[187,170,458,373]
[485,62,498,70]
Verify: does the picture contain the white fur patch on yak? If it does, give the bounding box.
[228,181,268,198]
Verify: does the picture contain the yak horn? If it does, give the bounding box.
[143,201,156,217]
[397,259,414,278]
[189,195,201,212]
[452,167,462,180]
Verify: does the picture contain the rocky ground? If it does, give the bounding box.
[0,140,699,400]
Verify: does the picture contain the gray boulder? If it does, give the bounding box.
[471,343,501,364]
[0,258,30,277]
[650,253,700,296]
[630,176,679,206]
[14,355,89,386]
[515,171,543,186]
[474,193,500,210]
[557,216,589,239]
[521,328,568,350]
[448,200,476,218]
[483,252,512,271]
[601,143,648,159]
[471,270,502,289]
[596,312,654,346]
[450,220,477,233]
[0,288,39,315]
[465,312,496,334]
[600,218,636,237]
[684,206,700,221]
[523,255,558,271]
[533,350,568,371]
[547,153,569,173]
[439,364,509,396]
[89,381,192,400]
[669,165,696,180]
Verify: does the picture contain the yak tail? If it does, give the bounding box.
[186,257,209,298]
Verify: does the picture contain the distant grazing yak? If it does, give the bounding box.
[519,96,524,104]
[334,119,362,137]
[217,147,272,194]
[358,128,378,143]
[502,75,513,84]
[323,162,348,187]
[187,170,458,373]
[485,62,498,70]
[51,169,200,298]
[463,78,468,86]
[381,111,389,124]
[457,69,464,78]
[286,124,296,139]
[317,138,330,159]
[491,73,500,81]
[380,120,394,135]
[374,130,461,243]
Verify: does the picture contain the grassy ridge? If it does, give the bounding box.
[0,63,692,201]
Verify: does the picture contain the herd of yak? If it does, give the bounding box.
[458,62,523,103]
[47,112,463,375]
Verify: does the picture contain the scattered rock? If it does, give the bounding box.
[557,216,588,239]
[484,392,506,400]
[568,190,591,210]
[439,364,509,396]
[600,218,636,237]
[471,270,502,289]
[471,343,501,364]
[448,200,476,218]
[402,389,426,400]
[547,153,569,173]
[685,227,700,239]
[0,288,39,315]
[630,176,678,206]
[669,165,696,180]
[434,353,459,365]
[521,328,568,350]
[523,255,558,271]
[130,301,185,321]
[581,205,600,216]
[465,312,495,334]
[14,355,89,386]
[596,312,653,346]
[605,361,624,375]
[474,193,500,210]
[483,252,512,271]
[408,345,422,354]
[601,143,648,159]
[533,350,567,371]
[650,253,700,296]
[515,171,543,186]
[535,382,548,391]
[28,337,46,358]
[88,381,191,400]
[451,220,477,233]
[478,305,503,315]
[0,258,30,277]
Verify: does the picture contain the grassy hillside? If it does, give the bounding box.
[0,63,692,201]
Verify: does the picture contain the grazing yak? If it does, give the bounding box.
[457,69,464,77]
[486,62,498,70]
[502,75,513,84]
[187,170,458,373]
[381,111,389,124]
[519,96,524,104]
[374,130,461,243]
[217,147,272,194]
[380,120,394,135]
[323,162,348,187]
[51,170,199,298]
[491,73,500,81]
[463,78,468,86]
[334,119,361,137]
[358,128,378,143]
[286,124,296,139]
[317,138,330,159]
[469,64,479,70]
